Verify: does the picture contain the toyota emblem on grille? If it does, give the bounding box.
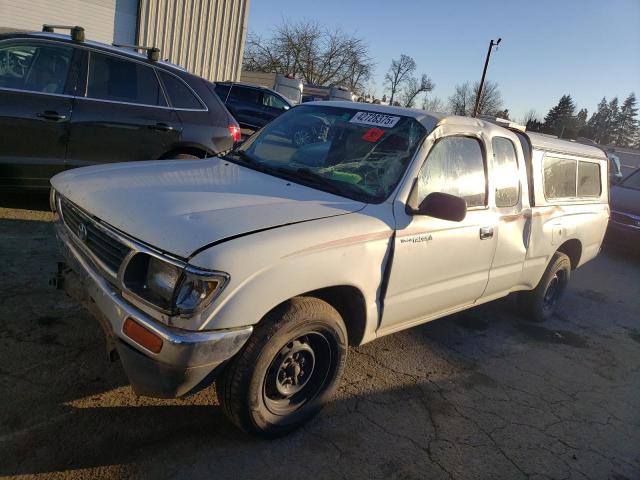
[77,222,88,242]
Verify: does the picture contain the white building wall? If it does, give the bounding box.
[0,0,137,44]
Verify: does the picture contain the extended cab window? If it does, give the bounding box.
[544,156,577,199]
[492,137,520,207]
[418,136,486,208]
[87,52,166,106]
[159,71,203,109]
[0,42,73,94]
[577,161,601,197]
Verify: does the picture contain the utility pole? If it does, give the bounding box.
[472,37,501,118]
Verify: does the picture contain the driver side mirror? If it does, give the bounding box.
[410,192,467,222]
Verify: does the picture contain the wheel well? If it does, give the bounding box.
[557,239,582,269]
[160,147,209,159]
[270,286,365,347]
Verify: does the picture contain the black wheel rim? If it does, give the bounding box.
[293,129,311,146]
[263,331,334,416]
[543,271,566,312]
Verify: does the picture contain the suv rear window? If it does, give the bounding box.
[87,52,166,106]
[159,71,203,110]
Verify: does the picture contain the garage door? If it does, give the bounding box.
[0,0,137,44]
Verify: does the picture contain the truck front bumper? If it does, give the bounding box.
[55,221,252,398]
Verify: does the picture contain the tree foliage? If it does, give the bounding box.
[448,81,503,117]
[542,94,577,138]
[531,92,638,147]
[243,20,374,93]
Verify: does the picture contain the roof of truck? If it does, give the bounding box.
[310,102,608,160]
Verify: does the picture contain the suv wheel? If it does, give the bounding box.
[217,297,348,437]
[518,251,571,322]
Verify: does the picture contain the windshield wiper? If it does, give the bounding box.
[223,149,267,171]
[274,167,347,195]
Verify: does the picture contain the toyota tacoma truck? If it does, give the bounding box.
[51,102,609,436]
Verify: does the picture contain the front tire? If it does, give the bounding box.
[518,251,571,322]
[217,297,348,437]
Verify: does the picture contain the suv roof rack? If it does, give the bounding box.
[42,24,84,42]
[112,43,160,62]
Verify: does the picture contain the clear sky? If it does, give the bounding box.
[246,0,640,122]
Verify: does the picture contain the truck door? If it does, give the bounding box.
[381,132,498,332]
[482,135,530,297]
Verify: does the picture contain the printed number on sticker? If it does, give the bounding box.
[350,111,400,128]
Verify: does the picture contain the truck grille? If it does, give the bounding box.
[60,198,132,274]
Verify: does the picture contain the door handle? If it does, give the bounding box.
[479,226,494,240]
[148,122,175,132]
[37,110,66,121]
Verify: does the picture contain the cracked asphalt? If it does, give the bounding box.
[1,198,639,480]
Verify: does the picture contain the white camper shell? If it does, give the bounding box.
[240,70,304,104]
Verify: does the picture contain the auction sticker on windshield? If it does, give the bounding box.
[350,111,401,128]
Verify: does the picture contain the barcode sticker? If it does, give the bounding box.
[350,111,401,128]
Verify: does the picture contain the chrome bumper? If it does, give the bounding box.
[55,220,252,397]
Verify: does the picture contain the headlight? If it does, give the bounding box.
[174,269,228,314]
[123,253,228,315]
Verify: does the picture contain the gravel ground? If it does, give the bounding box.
[0,200,638,480]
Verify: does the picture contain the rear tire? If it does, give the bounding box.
[518,252,571,322]
[217,297,348,437]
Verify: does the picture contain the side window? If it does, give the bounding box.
[213,83,230,101]
[418,136,486,208]
[544,156,577,199]
[492,137,520,207]
[230,86,261,104]
[158,71,203,109]
[577,161,601,197]
[87,52,166,106]
[0,42,73,94]
[621,170,640,190]
[263,92,288,110]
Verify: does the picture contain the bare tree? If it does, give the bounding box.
[520,109,539,126]
[422,95,445,112]
[243,20,374,93]
[384,54,416,105]
[399,74,434,108]
[448,82,473,115]
[448,80,504,116]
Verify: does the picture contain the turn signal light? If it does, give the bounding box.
[123,318,163,354]
[228,124,241,143]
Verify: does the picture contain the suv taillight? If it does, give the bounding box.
[228,124,241,143]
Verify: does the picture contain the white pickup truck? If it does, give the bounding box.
[51,102,609,436]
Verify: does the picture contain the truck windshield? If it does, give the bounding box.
[225,105,426,203]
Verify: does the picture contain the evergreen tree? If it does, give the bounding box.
[543,94,577,138]
[614,93,638,147]
[605,97,620,144]
[587,98,611,144]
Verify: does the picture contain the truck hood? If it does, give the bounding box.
[51,157,365,258]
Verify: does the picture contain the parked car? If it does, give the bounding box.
[0,26,239,191]
[214,81,292,131]
[607,168,640,247]
[51,102,609,436]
